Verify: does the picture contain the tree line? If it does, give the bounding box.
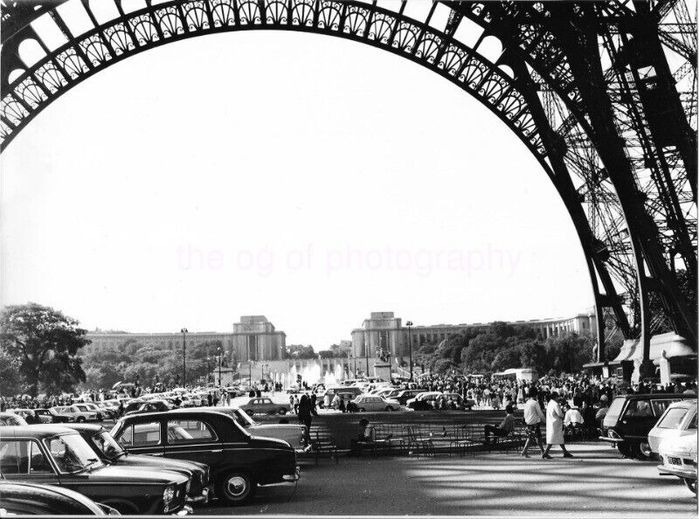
[412,321,622,377]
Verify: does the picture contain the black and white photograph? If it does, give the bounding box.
[0,0,697,517]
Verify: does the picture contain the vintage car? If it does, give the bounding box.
[647,400,697,456]
[202,407,306,452]
[34,408,72,424]
[658,431,697,494]
[394,389,425,406]
[0,425,191,515]
[0,481,120,515]
[350,395,401,412]
[51,405,99,423]
[406,392,474,411]
[110,409,299,504]
[599,393,696,459]
[124,400,172,416]
[241,397,290,416]
[64,423,211,504]
[0,412,28,427]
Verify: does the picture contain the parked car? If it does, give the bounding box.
[406,392,472,411]
[648,400,697,456]
[205,407,306,452]
[0,412,28,427]
[351,395,401,412]
[6,409,44,424]
[394,389,424,406]
[64,423,211,504]
[51,405,99,423]
[124,400,172,416]
[0,482,120,515]
[658,430,697,494]
[241,397,290,416]
[34,408,72,424]
[0,425,191,515]
[599,393,696,459]
[110,409,299,504]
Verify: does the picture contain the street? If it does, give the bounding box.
[200,444,696,516]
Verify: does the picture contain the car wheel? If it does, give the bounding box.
[359,408,366,412]
[617,442,633,458]
[278,408,287,415]
[683,478,697,494]
[637,441,654,460]
[385,406,394,412]
[77,416,86,423]
[217,472,256,505]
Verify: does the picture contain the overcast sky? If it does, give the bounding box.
[0,30,593,348]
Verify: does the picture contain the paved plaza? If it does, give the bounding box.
[202,444,697,516]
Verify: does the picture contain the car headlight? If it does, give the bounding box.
[163,485,175,506]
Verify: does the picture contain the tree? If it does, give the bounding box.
[0,303,89,396]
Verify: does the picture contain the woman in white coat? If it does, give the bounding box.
[543,391,573,459]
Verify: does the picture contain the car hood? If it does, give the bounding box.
[112,454,207,476]
[659,432,698,459]
[89,464,189,485]
[248,424,305,448]
[248,435,294,450]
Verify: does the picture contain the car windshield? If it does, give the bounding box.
[657,407,689,429]
[235,409,256,427]
[92,432,126,459]
[605,397,626,423]
[46,434,103,473]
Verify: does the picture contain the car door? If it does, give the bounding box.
[114,419,165,457]
[619,399,657,440]
[162,417,222,469]
[0,439,58,486]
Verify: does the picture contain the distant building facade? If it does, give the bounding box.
[231,315,286,361]
[350,310,597,363]
[85,315,286,363]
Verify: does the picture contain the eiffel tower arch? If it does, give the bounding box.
[2,1,696,373]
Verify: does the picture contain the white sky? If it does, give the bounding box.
[0,31,593,349]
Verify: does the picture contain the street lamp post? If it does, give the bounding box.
[180,328,188,387]
[217,346,222,386]
[406,321,413,382]
[206,356,211,385]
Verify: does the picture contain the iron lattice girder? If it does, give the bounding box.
[0,0,695,353]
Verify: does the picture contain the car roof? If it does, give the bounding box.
[615,393,697,400]
[63,423,104,433]
[0,424,78,438]
[0,481,103,513]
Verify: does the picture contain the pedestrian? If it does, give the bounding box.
[298,394,313,443]
[543,392,573,459]
[520,388,546,458]
[484,404,516,445]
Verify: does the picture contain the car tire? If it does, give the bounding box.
[278,408,287,415]
[617,443,633,458]
[637,441,655,460]
[217,472,256,505]
[683,478,697,494]
[77,416,86,423]
[359,408,366,412]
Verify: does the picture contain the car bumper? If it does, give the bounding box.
[186,486,211,504]
[173,505,193,516]
[598,436,622,443]
[657,464,697,480]
[282,466,301,482]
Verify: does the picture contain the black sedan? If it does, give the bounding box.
[110,409,300,505]
[0,482,120,515]
[65,423,211,504]
[0,425,191,515]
